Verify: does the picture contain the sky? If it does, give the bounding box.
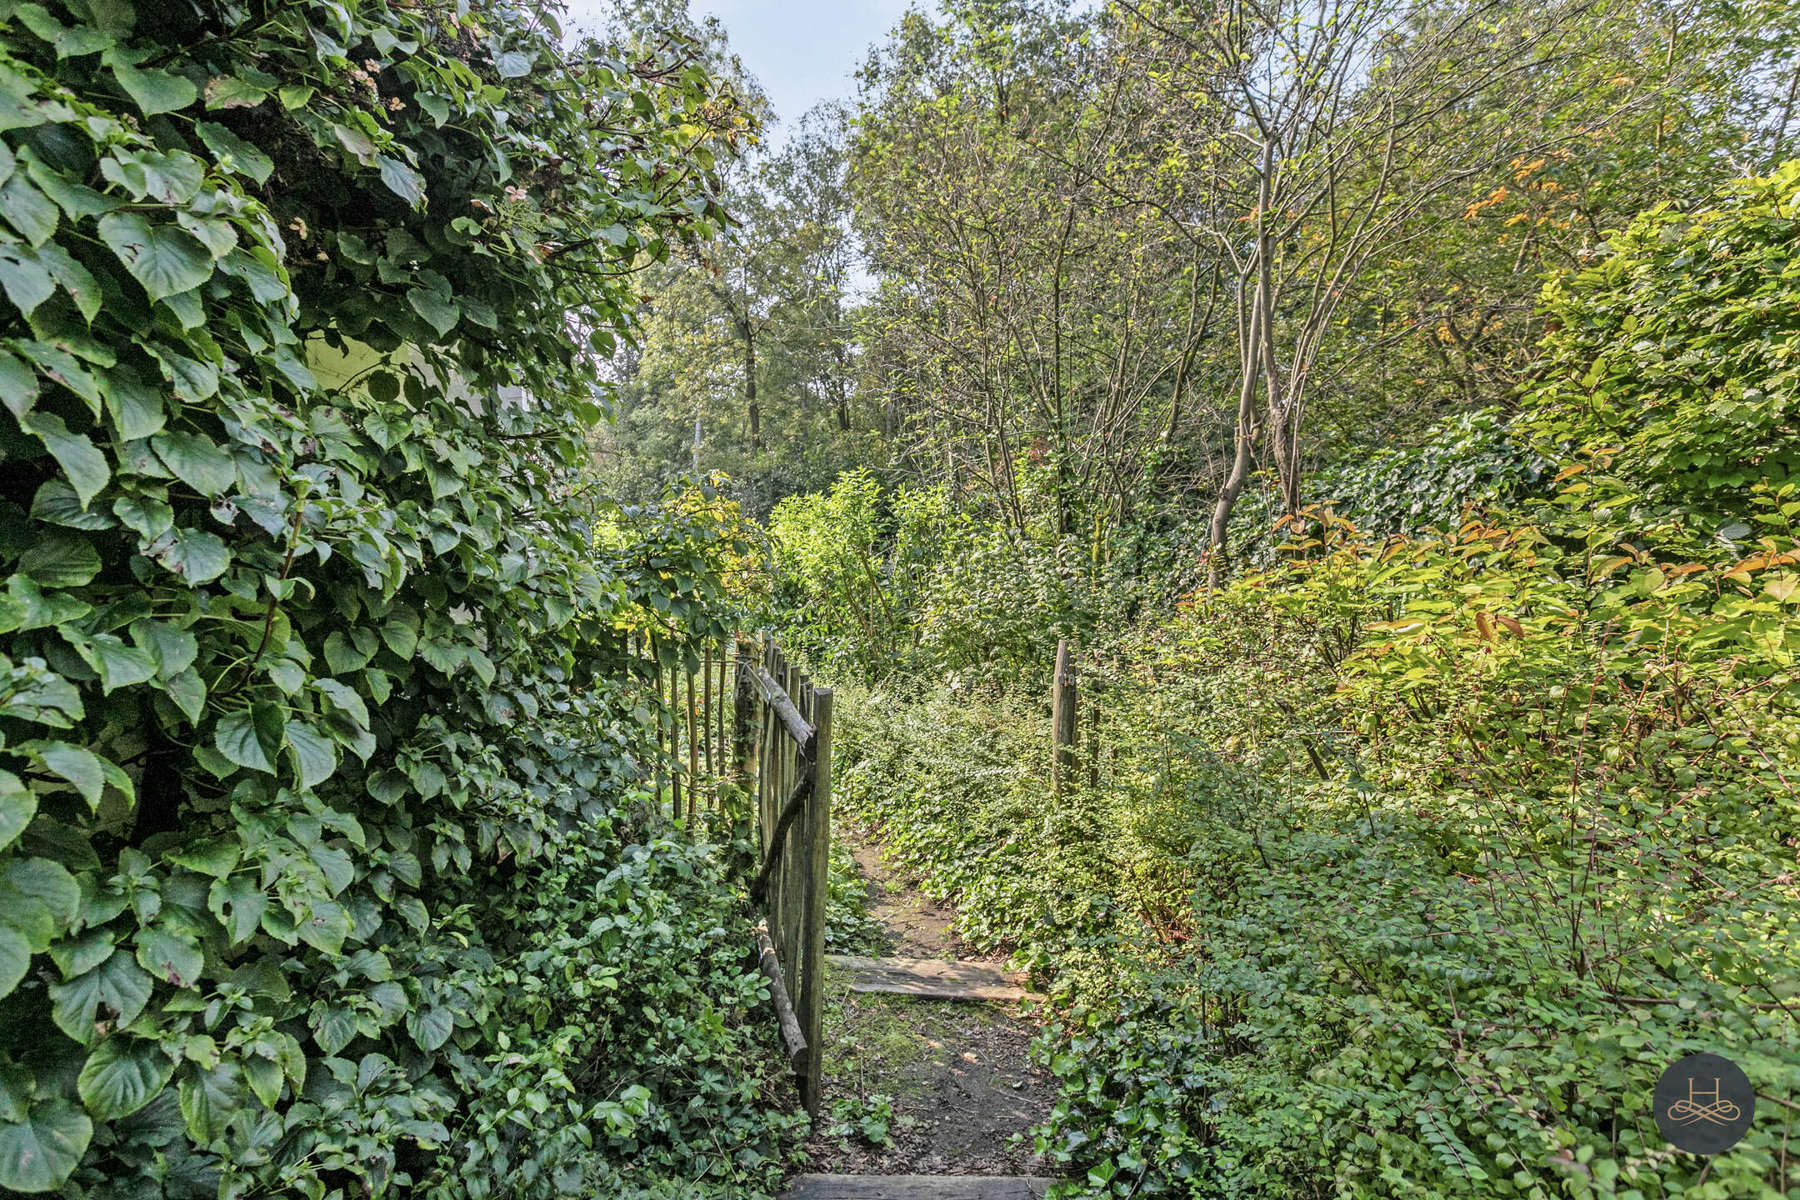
[562,0,915,138]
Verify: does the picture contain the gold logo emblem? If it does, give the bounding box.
[1654,1052,1755,1154]
[1663,1076,1742,1127]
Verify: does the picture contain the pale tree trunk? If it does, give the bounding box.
[1207,274,1263,590]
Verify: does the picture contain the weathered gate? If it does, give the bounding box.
[733,637,831,1115]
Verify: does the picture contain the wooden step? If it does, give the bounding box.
[784,1174,1051,1199]
[827,955,1031,1002]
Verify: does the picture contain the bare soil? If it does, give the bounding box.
[802,831,1056,1178]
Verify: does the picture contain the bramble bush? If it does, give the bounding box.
[0,2,802,1196]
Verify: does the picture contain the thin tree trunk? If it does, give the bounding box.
[744,327,760,451]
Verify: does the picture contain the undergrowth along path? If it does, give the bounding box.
[785,827,1058,1189]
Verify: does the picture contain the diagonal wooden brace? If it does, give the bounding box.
[749,764,814,905]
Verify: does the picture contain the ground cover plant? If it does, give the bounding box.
[0,1,803,1196]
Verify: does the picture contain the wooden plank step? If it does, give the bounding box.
[827,955,1030,1001]
[784,1174,1051,1199]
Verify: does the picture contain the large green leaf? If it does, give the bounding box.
[19,412,108,508]
[31,742,103,808]
[168,837,239,879]
[49,948,152,1044]
[134,927,203,988]
[103,366,165,439]
[148,527,230,584]
[78,1037,175,1121]
[72,632,156,693]
[406,287,459,337]
[194,122,272,185]
[104,50,197,115]
[0,926,28,1000]
[0,774,34,853]
[151,430,235,496]
[0,346,38,418]
[285,720,337,789]
[0,246,54,315]
[96,212,212,301]
[113,492,173,540]
[8,858,78,927]
[0,1099,92,1193]
[207,876,266,946]
[213,707,273,774]
[17,531,99,587]
[32,478,116,531]
[407,1005,454,1052]
[177,1060,244,1143]
[377,155,424,207]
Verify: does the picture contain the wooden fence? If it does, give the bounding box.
[632,633,738,817]
[630,630,832,1113]
[735,636,831,1116]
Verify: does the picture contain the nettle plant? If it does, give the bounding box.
[0,2,793,1197]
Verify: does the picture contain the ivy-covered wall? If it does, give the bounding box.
[0,2,795,1196]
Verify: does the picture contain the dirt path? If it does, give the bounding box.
[800,827,1056,1178]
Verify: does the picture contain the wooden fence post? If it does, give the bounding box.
[800,686,832,1117]
[1052,638,1078,796]
[732,635,755,795]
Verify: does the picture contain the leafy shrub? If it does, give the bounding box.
[1312,407,1546,536]
[770,469,1200,688]
[1521,161,1800,539]
[0,2,797,1195]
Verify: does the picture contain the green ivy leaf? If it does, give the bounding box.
[151,430,235,497]
[285,720,337,789]
[312,1004,359,1055]
[407,1005,454,1052]
[105,50,197,115]
[0,927,28,1000]
[164,668,206,724]
[113,492,173,541]
[20,412,108,508]
[177,1060,243,1143]
[31,742,104,808]
[49,949,152,1044]
[73,632,156,693]
[18,530,100,587]
[78,1037,174,1121]
[135,927,204,988]
[32,479,116,531]
[148,527,230,585]
[206,876,266,946]
[213,707,274,775]
[130,619,197,677]
[0,246,54,316]
[0,1099,92,1193]
[406,288,460,338]
[1,174,60,246]
[0,346,38,418]
[168,837,239,879]
[377,155,424,208]
[103,367,165,440]
[96,212,212,302]
[195,122,272,185]
[0,774,34,854]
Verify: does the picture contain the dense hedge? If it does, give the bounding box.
[0,2,797,1196]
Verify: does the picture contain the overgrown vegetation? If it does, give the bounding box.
[780,165,1800,1197]
[0,2,802,1196]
